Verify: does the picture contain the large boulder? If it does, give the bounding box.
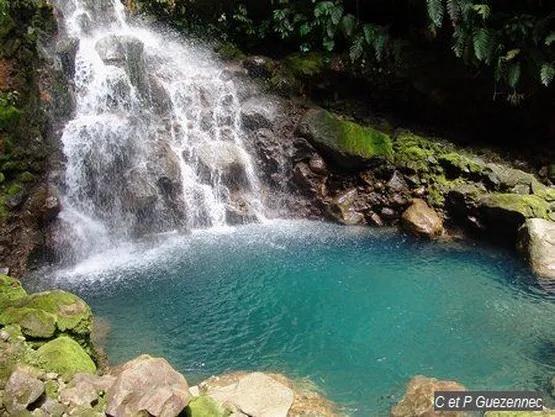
[0,274,27,309]
[205,372,294,417]
[4,367,44,414]
[196,140,249,190]
[391,376,467,417]
[33,336,96,377]
[517,218,555,280]
[401,199,443,239]
[298,109,393,171]
[106,355,190,417]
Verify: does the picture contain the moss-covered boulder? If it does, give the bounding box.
[0,290,93,341]
[32,336,96,377]
[0,274,27,308]
[185,396,229,417]
[298,109,393,170]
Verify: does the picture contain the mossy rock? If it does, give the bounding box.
[185,396,230,417]
[478,193,550,220]
[32,336,96,377]
[438,152,484,178]
[393,131,447,174]
[0,275,27,308]
[17,290,93,335]
[284,52,326,78]
[0,307,56,338]
[299,109,393,170]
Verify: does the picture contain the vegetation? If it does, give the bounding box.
[133,0,554,104]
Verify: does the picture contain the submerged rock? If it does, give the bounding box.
[392,376,467,417]
[106,354,190,417]
[517,218,555,280]
[401,199,443,238]
[298,109,393,171]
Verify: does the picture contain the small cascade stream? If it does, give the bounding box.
[51,0,266,263]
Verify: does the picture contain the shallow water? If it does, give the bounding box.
[30,220,555,416]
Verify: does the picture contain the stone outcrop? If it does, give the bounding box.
[392,376,468,417]
[106,355,191,417]
[517,218,555,280]
[401,199,444,239]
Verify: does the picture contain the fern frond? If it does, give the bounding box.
[546,32,555,46]
[540,63,555,86]
[349,35,364,62]
[446,0,461,22]
[374,33,387,62]
[363,24,377,45]
[473,28,489,61]
[426,0,444,28]
[472,4,491,20]
[508,62,521,88]
[452,25,467,58]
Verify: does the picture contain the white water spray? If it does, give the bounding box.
[51,0,265,262]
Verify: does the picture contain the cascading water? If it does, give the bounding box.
[51,0,266,263]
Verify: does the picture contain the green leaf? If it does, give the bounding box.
[446,0,461,22]
[299,22,312,37]
[363,24,377,44]
[349,35,364,61]
[323,38,335,51]
[374,33,387,62]
[452,25,467,58]
[341,14,356,38]
[473,28,489,61]
[329,4,343,25]
[540,63,555,86]
[545,32,555,46]
[314,1,334,18]
[507,62,521,88]
[426,0,444,28]
[472,4,491,20]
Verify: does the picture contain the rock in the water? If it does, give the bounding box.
[391,376,467,417]
[241,97,278,130]
[517,218,555,280]
[5,367,45,414]
[196,140,249,190]
[401,199,443,238]
[106,354,190,417]
[33,336,96,376]
[298,109,392,171]
[207,372,294,417]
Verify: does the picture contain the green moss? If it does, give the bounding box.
[32,336,96,377]
[479,193,550,219]
[303,109,393,161]
[0,307,57,338]
[438,152,483,177]
[185,396,230,417]
[214,42,245,61]
[44,379,59,400]
[284,52,326,77]
[0,103,21,132]
[393,131,447,173]
[0,274,27,308]
[20,291,93,336]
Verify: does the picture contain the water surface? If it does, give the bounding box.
[31,220,555,416]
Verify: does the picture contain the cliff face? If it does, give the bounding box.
[0,0,61,277]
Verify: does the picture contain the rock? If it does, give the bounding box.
[293,162,325,194]
[327,189,366,226]
[298,109,393,171]
[0,290,93,339]
[517,218,555,280]
[185,395,228,417]
[241,97,279,130]
[242,56,276,79]
[368,212,384,227]
[387,171,408,193]
[196,141,249,191]
[59,374,113,409]
[308,154,327,175]
[0,274,27,309]
[40,399,66,417]
[33,337,96,376]
[106,355,190,417]
[5,367,45,414]
[391,376,467,417]
[381,207,397,219]
[206,372,294,417]
[401,199,443,238]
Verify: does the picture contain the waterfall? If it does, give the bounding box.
[50,0,266,263]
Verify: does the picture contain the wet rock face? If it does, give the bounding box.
[518,218,555,280]
[106,355,191,417]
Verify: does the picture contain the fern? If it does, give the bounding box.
[363,24,377,45]
[374,33,387,61]
[546,32,555,46]
[472,4,491,20]
[447,0,461,22]
[349,35,364,62]
[507,62,521,88]
[426,0,444,28]
[452,25,467,58]
[540,63,555,86]
[473,28,489,61]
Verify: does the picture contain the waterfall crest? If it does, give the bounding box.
[51,0,266,262]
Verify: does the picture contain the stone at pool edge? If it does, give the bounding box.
[401,198,444,239]
[32,336,96,377]
[391,375,468,417]
[517,218,555,280]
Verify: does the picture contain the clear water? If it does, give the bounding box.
[31,221,555,416]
